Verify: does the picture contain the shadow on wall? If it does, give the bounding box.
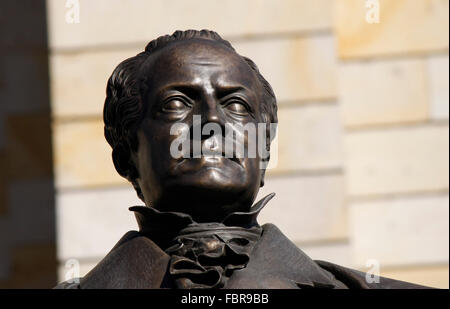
[0,0,57,288]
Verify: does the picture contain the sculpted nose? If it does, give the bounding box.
[202,96,222,124]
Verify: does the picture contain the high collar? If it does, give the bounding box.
[129,193,275,249]
[78,223,347,289]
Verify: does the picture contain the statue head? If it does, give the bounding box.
[104,30,277,222]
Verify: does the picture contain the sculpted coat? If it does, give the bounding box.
[56,194,427,289]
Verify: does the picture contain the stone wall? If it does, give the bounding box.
[0,0,57,288]
[47,0,449,288]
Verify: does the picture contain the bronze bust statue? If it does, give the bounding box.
[55,30,429,289]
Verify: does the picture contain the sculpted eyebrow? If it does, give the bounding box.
[159,85,201,99]
[215,86,249,99]
[158,85,250,100]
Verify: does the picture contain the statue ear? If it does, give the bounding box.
[112,145,138,180]
[113,146,144,202]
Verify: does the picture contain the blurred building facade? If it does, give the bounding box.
[6,0,446,288]
[0,1,57,288]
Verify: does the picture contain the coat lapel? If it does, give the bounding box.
[80,231,171,289]
[225,224,346,289]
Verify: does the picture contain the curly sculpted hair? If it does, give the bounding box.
[103,29,278,198]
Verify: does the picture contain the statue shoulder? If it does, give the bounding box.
[315,260,434,289]
[53,230,171,289]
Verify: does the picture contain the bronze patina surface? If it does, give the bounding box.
[55,30,430,289]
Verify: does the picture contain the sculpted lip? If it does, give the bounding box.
[196,149,242,166]
[180,153,242,166]
[201,154,241,165]
[178,139,243,166]
[172,149,243,173]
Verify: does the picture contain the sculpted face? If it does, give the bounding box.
[131,39,267,222]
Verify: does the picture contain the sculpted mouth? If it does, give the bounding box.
[179,135,243,165]
[191,149,242,165]
[173,151,242,173]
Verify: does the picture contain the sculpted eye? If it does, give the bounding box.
[162,96,191,112]
[224,100,250,116]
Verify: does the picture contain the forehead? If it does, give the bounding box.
[141,39,261,91]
